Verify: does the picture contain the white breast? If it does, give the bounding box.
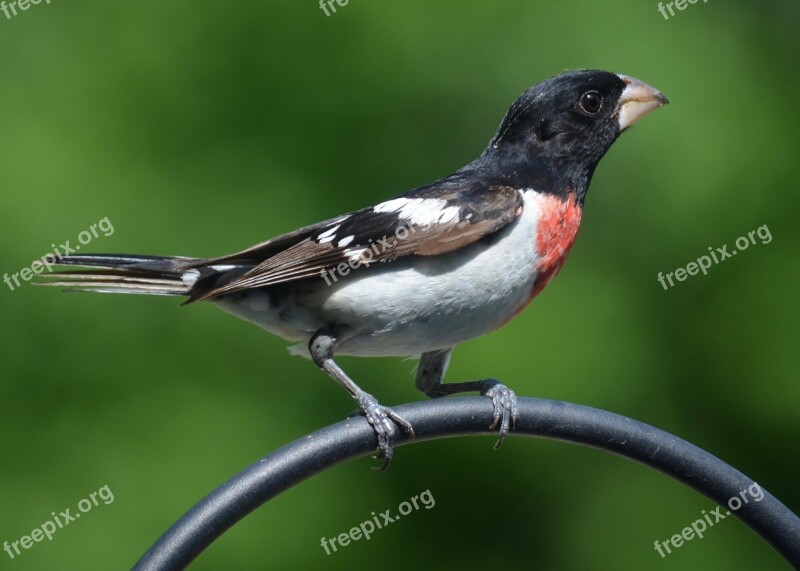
[313,190,543,356]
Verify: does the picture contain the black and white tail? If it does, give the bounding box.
[34,254,223,298]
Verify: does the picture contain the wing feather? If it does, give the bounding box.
[187,179,523,302]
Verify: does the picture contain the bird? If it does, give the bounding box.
[38,70,668,468]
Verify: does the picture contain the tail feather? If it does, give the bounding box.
[36,254,200,297]
[46,253,189,267]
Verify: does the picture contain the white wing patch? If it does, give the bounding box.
[337,235,355,248]
[181,269,200,286]
[373,197,460,227]
[317,224,341,244]
[183,265,241,287]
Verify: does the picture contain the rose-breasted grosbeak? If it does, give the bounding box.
[39,70,668,467]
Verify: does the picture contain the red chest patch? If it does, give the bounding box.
[505,192,582,324]
[533,192,582,293]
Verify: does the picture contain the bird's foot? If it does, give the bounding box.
[480,379,519,449]
[354,392,415,470]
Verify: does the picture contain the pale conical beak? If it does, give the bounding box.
[615,74,669,131]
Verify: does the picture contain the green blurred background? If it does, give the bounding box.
[1,1,798,569]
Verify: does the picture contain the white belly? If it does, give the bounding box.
[216,190,544,357]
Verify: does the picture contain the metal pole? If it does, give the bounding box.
[132,396,800,570]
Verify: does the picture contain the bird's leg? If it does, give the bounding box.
[309,329,414,470]
[415,348,519,448]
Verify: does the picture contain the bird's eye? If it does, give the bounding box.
[578,91,603,115]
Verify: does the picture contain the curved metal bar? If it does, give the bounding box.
[132,397,800,570]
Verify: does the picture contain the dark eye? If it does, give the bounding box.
[578,90,603,115]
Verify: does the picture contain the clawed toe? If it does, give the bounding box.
[480,379,519,449]
[356,392,414,470]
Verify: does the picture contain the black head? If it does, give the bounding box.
[470,70,668,202]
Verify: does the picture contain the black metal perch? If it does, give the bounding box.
[131,396,800,570]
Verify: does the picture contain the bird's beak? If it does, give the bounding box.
[615,75,669,132]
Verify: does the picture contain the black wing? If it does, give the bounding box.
[186,174,524,302]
